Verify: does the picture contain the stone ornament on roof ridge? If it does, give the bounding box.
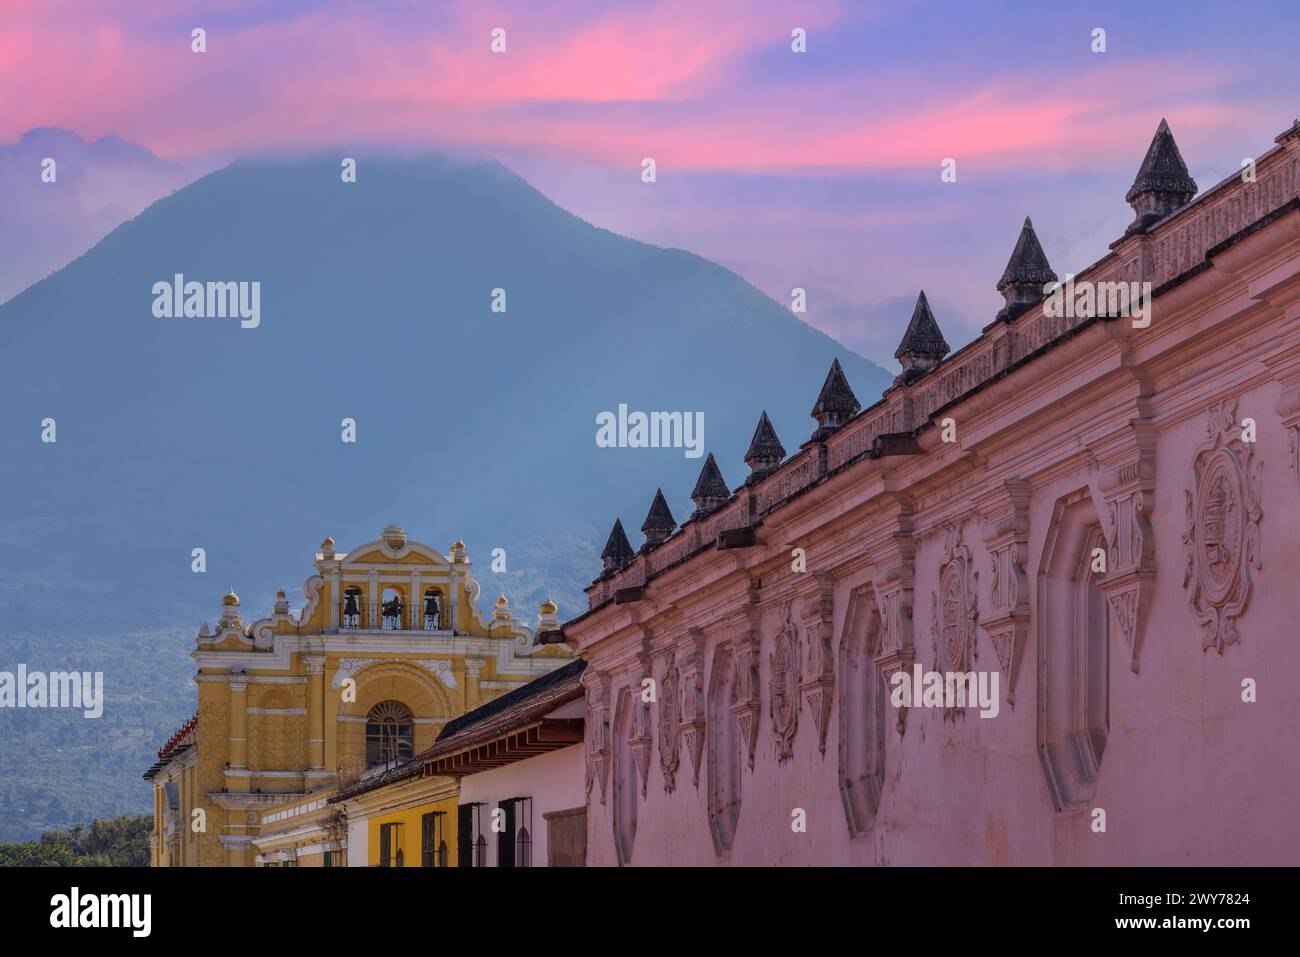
[811,357,861,440]
[690,452,730,517]
[1124,118,1198,235]
[601,518,634,572]
[744,410,786,481]
[894,290,950,386]
[641,488,676,549]
[995,217,1059,324]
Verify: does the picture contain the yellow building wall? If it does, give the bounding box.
[368,795,460,867]
[150,530,572,865]
[194,679,232,866]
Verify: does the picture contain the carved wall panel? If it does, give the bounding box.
[976,480,1030,705]
[1183,401,1263,653]
[628,652,652,798]
[657,651,681,793]
[730,592,762,769]
[798,573,836,754]
[870,517,916,736]
[677,627,707,788]
[769,602,801,761]
[930,525,978,680]
[1091,419,1156,673]
[582,669,611,805]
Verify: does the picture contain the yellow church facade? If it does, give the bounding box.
[145,524,572,867]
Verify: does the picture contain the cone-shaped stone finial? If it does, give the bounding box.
[810,358,860,440]
[745,411,786,481]
[995,217,1058,322]
[641,488,676,548]
[894,291,950,386]
[690,453,730,519]
[1124,118,1197,235]
[601,518,634,572]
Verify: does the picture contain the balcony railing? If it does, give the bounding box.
[338,601,445,632]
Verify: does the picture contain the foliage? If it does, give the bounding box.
[0,814,151,867]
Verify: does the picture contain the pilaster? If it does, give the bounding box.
[676,627,708,788]
[728,581,762,769]
[797,572,835,754]
[1090,419,1157,673]
[976,479,1031,704]
[228,675,248,769]
[869,510,916,735]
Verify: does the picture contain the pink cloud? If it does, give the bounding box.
[0,0,1284,180]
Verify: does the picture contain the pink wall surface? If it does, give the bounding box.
[566,123,1300,866]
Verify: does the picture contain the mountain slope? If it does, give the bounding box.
[1,153,892,628]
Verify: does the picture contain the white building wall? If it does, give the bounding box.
[458,743,585,866]
[345,814,368,867]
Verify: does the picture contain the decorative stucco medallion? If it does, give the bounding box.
[1182,401,1262,653]
[931,527,978,670]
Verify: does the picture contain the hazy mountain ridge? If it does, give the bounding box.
[2,150,890,624]
[0,128,188,304]
[0,151,891,836]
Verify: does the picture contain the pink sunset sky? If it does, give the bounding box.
[3,0,1297,365]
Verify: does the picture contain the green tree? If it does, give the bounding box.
[0,814,150,867]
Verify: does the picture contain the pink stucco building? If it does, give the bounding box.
[562,119,1300,866]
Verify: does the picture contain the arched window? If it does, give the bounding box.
[1038,493,1110,810]
[365,700,413,768]
[380,587,404,630]
[612,689,638,865]
[341,586,363,629]
[516,826,531,867]
[707,645,741,856]
[422,588,442,631]
[421,811,448,867]
[839,585,886,837]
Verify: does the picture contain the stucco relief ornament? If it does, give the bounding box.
[931,526,977,718]
[1182,401,1262,653]
[729,597,763,770]
[583,671,611,804]
[677,629,708,789]
[629,698,652,799]
[798,575,836,754]
[769,602,801,762]
[658,656,681,793]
